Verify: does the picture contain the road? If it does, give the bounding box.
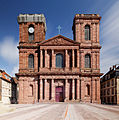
[0,103,119,120]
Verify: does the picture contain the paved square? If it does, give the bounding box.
[0,103,119,120]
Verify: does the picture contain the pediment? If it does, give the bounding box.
[39,35,80,46]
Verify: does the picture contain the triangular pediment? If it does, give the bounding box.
[39,35,80,46]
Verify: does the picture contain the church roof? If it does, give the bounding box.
[39,35,80,46]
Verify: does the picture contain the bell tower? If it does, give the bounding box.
[17,14,46,73]
[17,14,46,43]
[72,14,101,44]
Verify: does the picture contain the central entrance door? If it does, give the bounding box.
[55,86,64,102]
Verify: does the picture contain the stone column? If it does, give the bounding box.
[47,50,49,68]
[72,79,75,100]
[51,79,55,101]
[40,50,43,68]
[65,49,69,70]
[65,79,69,101]
[35,80,38,103]
[80,51,84,69]
[81,78,84,101]
[97,78,101,103]
[77,78,79,100]
[97,23,99,43]
[77,49,79,68]
[45,49,48,68]
[45,79,48,101]
[92,79,95,102]
[97,53,100,70]
[72,49,75,68]
[76,23,80,42]
[52,50,55,69]
[40,79,43,101]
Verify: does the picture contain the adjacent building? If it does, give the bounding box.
[16,14,102,104]
[0,70,12,104]
[101,65,119,104]
[0,70,18,104]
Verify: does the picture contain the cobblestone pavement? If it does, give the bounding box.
[0,103,119,120]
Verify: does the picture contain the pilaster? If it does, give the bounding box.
[72,79,75,100]
[65,79,69,101]
[40,50,43,68]
[51,79,55,101]
[65,49,69,71]
[40,79,43,101]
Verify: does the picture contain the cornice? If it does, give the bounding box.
[16,72,103,77]
[18,46,38,49]
[80,45,101,49]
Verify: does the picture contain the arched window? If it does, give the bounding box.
[28,24,34,41]
[85,54,91,68]
[85,25,90,40]
[28,54,34,68]
[56,53,64,68]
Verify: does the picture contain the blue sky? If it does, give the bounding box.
[0,0,119,76]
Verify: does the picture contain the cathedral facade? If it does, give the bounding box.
[16,14,102,104]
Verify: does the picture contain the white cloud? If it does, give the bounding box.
[11,65,19,77]
[100,1,119,74]
[0,36,19,76]
[0,36,18,63]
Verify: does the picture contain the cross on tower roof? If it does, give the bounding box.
[57,25,61,34]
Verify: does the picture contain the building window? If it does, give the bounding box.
[28,24,34,41]
[112,79,114,86]
[28,54,34,68]
[112,88,114,94]
[85,54,91,68]
[107,81,110,87]
[107,88,110,95]
[104,90,106,95]
[29,84,33,96]
[85,25,90,40]
[56,53,64,68]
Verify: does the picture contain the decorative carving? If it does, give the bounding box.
[41,37,77,46]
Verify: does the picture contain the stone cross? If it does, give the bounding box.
[57,25,61,34]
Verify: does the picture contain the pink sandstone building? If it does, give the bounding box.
[16,14,102,104]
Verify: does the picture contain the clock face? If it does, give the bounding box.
[28,27,34,33]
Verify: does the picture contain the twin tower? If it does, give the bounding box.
[17,14,102,104]
[17,14,101,43]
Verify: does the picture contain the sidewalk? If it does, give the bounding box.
[0,102,15,114]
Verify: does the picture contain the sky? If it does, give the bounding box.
[0,0,119,76]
